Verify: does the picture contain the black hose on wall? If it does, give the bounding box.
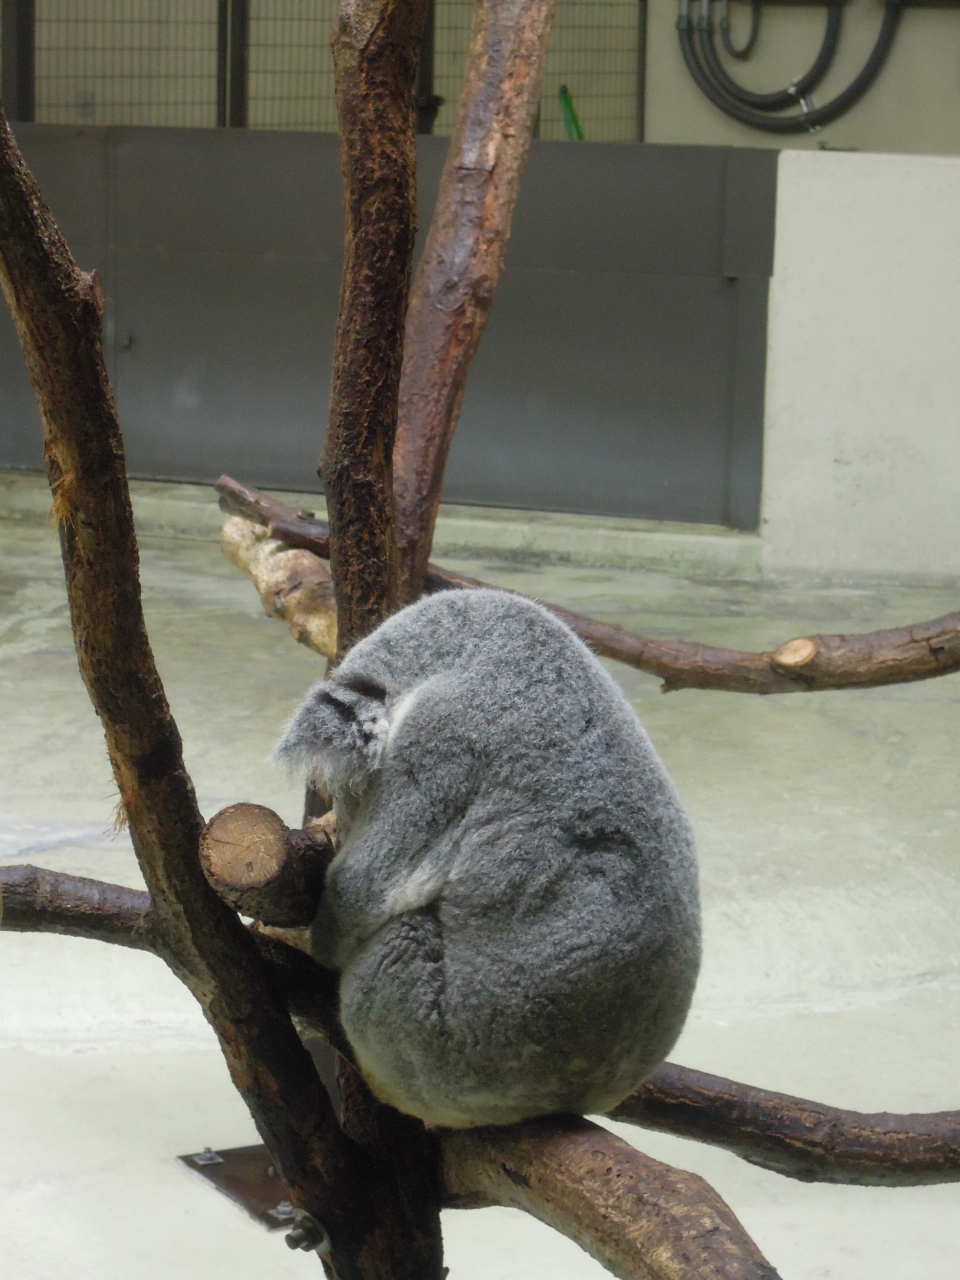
[703,0,843,111]
[721,0,761,59]
[678,0,903,134]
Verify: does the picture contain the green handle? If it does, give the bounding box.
[558,84,584,142]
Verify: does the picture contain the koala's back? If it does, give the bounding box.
[278,589,701,1127]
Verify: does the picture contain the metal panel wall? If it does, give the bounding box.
[0,126,775,528]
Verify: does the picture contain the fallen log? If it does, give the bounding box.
[215,480,960,696]
[611,1063,960,1187]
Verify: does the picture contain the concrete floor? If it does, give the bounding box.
[1,503,959,1279]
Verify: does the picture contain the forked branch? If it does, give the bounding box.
[0,94,431,1280]
[11,853,955,1193]
[0,863,348,1053]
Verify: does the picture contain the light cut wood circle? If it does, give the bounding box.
[201,803,288,891]
[772,637,818,668]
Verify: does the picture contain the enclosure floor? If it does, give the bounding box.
[1,517,958,1280]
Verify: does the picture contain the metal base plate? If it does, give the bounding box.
[177,1144,292,1230]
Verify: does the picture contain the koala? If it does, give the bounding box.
[275,588,700,1129]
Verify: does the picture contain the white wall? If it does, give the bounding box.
[761,150,960,581]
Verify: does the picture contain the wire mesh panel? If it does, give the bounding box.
[540,1,640,142]
[248,0,337,131]
[432,0,471,136]
[34,0,219,127]
[22,0,641,138]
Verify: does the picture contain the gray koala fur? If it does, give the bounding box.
[274,588,700,1129]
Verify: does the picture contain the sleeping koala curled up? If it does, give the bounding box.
[275,588,700,1129]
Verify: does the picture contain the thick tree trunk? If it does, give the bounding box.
[324,0,430,652]
[393,0,559,603]
[0,99,442,1280]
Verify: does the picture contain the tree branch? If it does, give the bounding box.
[0,864,154,949]
[7,852,958,1195]
[220,514,337,659]
[441,1114,781,1280]
[0,863,350,1056]
[324,0,431,652]
[215,482,960,696]
[611,1063,960,1187]
[392,0,559,603]
[200,802,334,927]
[0,99,427,1279]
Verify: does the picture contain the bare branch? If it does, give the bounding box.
[441,1114,781,1280]
[393,0,559,603]
[324,0,431,652]
[611,1063,960,1187]
[0,864,153,949]
[0,863,350,1057]
[215,474,315,526]
[215,484,960,696]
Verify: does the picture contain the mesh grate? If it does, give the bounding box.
[23,0,642,141]
[248,0,337,131]
[34,0,218,128]
[540,1,641,142]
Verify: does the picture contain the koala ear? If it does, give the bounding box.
[273,677,389,789]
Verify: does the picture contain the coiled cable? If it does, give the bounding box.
[706,0,843,111]
[720,0,761,59]
[677,0,902,134]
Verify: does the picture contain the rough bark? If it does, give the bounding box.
[393,0,559,602]
[0,863,154,949]
[324,0,430,652]
[200,803,334,927]
[0,101,442,1280]
[221,515,338,658]
[611,1063,960,1187]
[215,485,960,697]
[442,1114,781,1280]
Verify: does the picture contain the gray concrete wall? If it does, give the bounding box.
[0,125,775,529]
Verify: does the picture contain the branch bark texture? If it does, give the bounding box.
[0,103,442,1280]
[393,0,559,602]
[0,864,153,949]
[442,1114,781,1280]
[324,0,430,651]
[612,1063,960,1187]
